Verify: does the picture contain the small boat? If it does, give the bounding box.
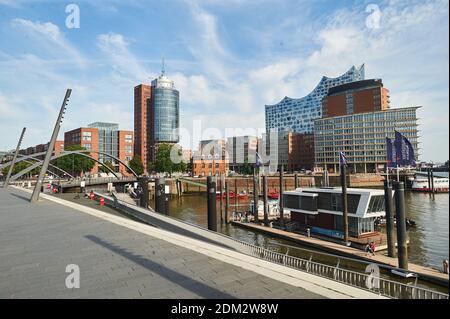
[267,190,279,199]
[391,269,418,278]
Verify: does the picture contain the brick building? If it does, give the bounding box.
[322,79,390,118]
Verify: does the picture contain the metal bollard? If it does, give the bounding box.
[207,176,217,231]
[155,177,165,213]
[394,181,408,270]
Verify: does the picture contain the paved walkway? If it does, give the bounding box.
[0,188,382,299]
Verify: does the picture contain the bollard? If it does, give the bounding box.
[155,177,165,213]
[430,169,435,194]
[279,166,284,226]
[294,173,299,189]
[225,181,229,223]
[206,176,217,231]
[427,168,431,193]
[384,181,396,258]
[138,176,150,209]
[394,181,408,270]
[262,175,269,226]
[99,197,105,206]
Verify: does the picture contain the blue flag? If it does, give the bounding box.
[386,137,396,168]
[393,131,416,167]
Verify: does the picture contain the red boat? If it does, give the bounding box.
[267,190,279,199]
[216,191,249,199]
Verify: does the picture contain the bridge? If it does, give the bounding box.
[0,186,386,299]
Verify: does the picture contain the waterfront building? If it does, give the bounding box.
[265,65,365,134]
[18,141,64,160]
[134,84,151,170]
[192,139,228,177]
[226,136,258,172]
[322,79,390,118]
[134,63,180,170]
[64,123,134,175]
[259,131,314,172]
[314,107,420,174]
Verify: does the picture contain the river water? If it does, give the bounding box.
[165,190,449,272]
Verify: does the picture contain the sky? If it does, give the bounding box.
[0,0,448,162]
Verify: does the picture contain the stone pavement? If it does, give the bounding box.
[0,188,382,299]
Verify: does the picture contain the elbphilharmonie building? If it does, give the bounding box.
[265,65,365,134]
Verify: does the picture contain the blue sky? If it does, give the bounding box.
[0,0,448,162]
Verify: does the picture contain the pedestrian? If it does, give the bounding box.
[368,241,376,256]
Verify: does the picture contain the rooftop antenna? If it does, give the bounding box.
[161,56,165,76]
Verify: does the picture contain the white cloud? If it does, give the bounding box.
[11,19,85,68]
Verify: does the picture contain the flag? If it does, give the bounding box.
[255,152,263,168]
[386,137,396,168]
[339,152,348,166]
[394,131,416,167]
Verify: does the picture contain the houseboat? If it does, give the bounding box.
[249,200,290,221]
[282,187,387,240]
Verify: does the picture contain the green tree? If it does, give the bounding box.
[150,144,187,175]
[1,161,34,177]
[53,144,95,176]
[128,155,144,176]
[99,160,115,173]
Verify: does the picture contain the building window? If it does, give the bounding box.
[82,132,92,141]
[125,145,132,154]
[125,134,133,143]
[84,143,92,150]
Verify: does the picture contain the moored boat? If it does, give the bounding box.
[411,176,449,193]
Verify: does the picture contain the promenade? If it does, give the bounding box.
[0,187,383,299]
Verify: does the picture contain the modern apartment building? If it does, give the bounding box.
[314,107,420,174]
[226,136,258,172]
[64,123,134,175]
[322,79,390,118]
[265,65,365,134]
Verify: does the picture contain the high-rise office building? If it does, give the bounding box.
[134,84,151,170]
[134,62,180,172]
[265,65,365,134]
[314,107,420,174]
[149,69,180,162]
[226,136,258,172]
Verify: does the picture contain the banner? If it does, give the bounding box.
[386,137,396,168]
[391,131,416,168]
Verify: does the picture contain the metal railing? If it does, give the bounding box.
[93,191,449,300]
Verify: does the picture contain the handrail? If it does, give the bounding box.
[95,192,449,300]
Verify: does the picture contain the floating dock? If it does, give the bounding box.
[232,221,449,286]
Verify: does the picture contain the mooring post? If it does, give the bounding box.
[138,176,149,209]
[207,176,217,231]
[394,181,408,270]
[384,180,396,258]
[219,174,223,223]
[427,168,431,193]
[252,167,259,223]
[155,177,165,214]
[279,165,284,226]
[225,180,229,223]
[340,165,349,244]
[262,175,269,226]
[294,173,299,189]
[31,89,71,202]
[3,127,26,188]
[430,168,435,194]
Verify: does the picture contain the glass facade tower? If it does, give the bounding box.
[265,65,365,134]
